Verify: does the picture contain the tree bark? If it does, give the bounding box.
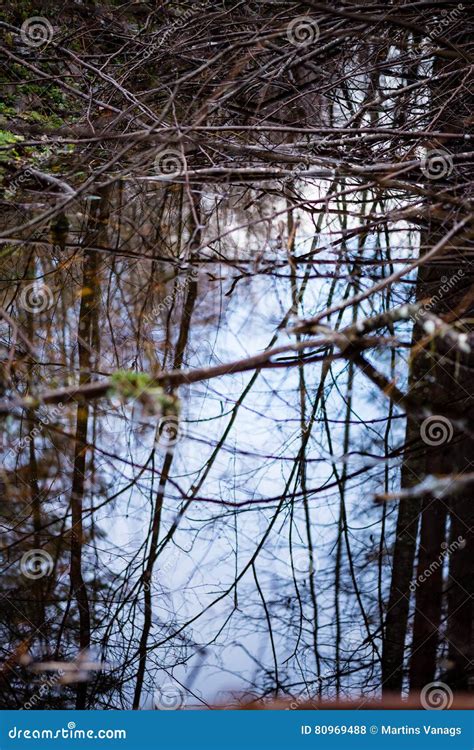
[384,14,474,694]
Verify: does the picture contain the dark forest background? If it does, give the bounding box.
[0,0,472,710]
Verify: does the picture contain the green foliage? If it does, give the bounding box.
[0,103,16,117]
[0,130,23,166]
[109,370,178,415]
[0,129,23,147]
[26,110,61,125]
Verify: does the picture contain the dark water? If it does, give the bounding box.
[0,182,410,709]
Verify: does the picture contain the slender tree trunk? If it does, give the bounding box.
[381,358,424,692]
[71,188,110,709]
[408,497,447,690]
[445,494,474,691]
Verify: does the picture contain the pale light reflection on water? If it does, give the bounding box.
[0,182,411,708]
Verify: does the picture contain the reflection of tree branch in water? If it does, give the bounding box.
[0,1,472,710]
[133,191,200,709]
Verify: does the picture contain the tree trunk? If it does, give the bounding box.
[70,188,110,709]
[384,15,474,695]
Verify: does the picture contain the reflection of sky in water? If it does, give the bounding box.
[91,187,417,706]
